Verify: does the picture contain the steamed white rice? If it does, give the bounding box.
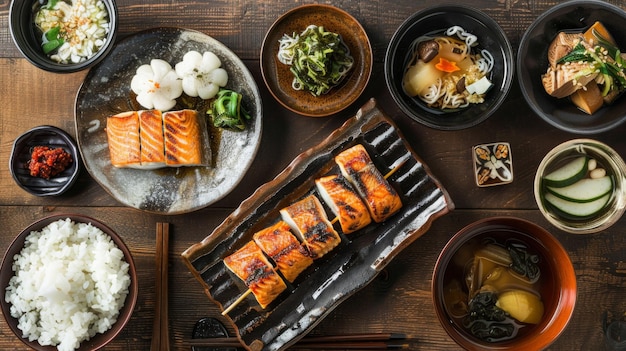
[4,218,131,351]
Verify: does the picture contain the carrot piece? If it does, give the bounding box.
[435,57,460,73]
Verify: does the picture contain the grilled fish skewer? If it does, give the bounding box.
[280,195,342,259]
[253,221,313,283]
[222,241,287,314]
[321,156,407,230]
[335,144,403,223]
[316,175,371,234]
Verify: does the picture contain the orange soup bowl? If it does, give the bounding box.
[432,217,576,350]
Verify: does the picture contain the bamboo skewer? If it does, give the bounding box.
[221,289,252,315]
[151,222,170,351]
[222,157,408,316]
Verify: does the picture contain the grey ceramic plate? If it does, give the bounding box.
[75,27,262,214]
[182,99,454,351]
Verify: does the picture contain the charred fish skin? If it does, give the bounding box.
[335,144,403,223]
[315,175,371,234]
[280,195,341,259]
[223,241,287,309]
[253,221,313,283]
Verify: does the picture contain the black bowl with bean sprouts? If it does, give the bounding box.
[384,5,514,130]
[9,0,118,73]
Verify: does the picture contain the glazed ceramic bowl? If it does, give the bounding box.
[0,214,138,351]
[261,4,373,117]
[10,126,81,196]
[432,217,577,351]
[9,0,118,73]
[517,0,626,134]
[384,5,514,130]
[534,139,626,234]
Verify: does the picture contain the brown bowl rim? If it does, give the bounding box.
[431,216,577,351]
[0,214,138,351]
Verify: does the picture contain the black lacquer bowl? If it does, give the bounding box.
[385,5,514,130]
[517,0,626,134]
[182,99,454,351]
[10,126,80,196]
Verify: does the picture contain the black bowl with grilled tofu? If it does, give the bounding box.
[518,0,626,134]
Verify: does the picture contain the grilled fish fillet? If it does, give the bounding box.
[253,221,313,282]
[223,241,287,309]
[106,111,141,168]
[106,109,209,168]
[335,144,402,223]
[315,174,371,234]
[138,110,165,169]
[163,109,203,166]
[280,195,341,259]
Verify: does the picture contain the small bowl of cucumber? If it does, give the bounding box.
[535,139,626,234]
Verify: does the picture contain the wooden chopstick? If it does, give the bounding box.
[183,333,410,349]
[151,222,170,351]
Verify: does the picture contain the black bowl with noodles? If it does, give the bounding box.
[384,5,514,130]
[517,0,626,134]
[9,0,118,73]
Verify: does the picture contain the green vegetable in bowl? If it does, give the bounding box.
[42,26,64,54]
[277,25,354,96]
[207,89,251,131]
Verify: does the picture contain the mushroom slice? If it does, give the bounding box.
[417,40,439,63]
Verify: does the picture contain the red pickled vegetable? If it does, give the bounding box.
[28,146,72,179]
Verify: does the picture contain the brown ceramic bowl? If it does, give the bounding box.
[432,217,576,350]
[0,214,138,351]
[260,4,373,117]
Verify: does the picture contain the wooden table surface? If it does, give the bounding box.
[2,0,626,350]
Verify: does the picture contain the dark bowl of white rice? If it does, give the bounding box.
[384,5,514,130]
[0,214,138,351]
[9,0,118,73]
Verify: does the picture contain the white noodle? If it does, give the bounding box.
[404,25,494,110]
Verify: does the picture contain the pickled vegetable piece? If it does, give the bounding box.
[496,290,544,324]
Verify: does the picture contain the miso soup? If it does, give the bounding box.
[441,230,551,343]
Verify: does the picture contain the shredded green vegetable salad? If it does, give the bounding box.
[277,25,354,96]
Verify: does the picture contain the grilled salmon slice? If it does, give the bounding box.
[335,144,402,223]
[253,221,313,282]
[138,110,165,169]
[163,109,203,166]
[106,111,141,168]
[223,241,287,309]
[280,195,341,259]
[315,174,371,234]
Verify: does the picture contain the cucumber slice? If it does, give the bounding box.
[543,156,588,188]
[544,192,610,218]
[546,176,613,203]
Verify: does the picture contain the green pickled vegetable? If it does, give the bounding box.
[41,26,64,54]
[277,25,354,96]
[208,89,251,131]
